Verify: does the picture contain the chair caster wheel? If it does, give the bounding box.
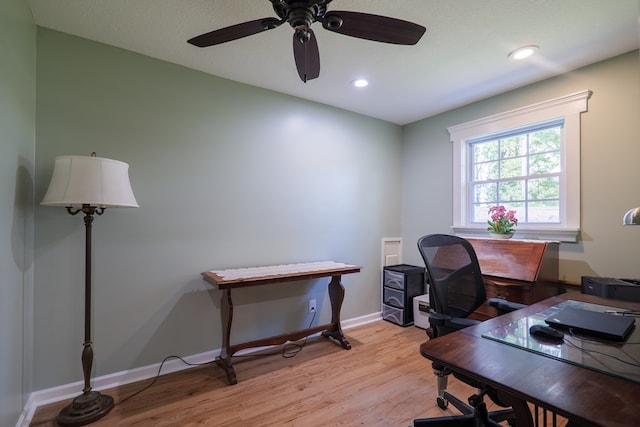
[436,396,449,409]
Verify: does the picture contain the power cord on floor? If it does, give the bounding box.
[116,308,318,405]
[117,355,214,405]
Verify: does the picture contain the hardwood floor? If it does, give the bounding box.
[29,320,560,426]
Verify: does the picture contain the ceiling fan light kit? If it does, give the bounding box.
[188,0,426,83]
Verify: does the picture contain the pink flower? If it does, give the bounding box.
[487,205,518,234]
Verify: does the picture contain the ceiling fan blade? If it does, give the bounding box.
[188,17,282,47]
[293,28,320,83]
[321,11,426,45]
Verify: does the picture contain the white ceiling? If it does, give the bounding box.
[27,0,640,125]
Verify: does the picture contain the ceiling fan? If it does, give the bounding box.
[187,0,426,82]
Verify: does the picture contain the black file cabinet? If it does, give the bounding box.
[382,264,425,326]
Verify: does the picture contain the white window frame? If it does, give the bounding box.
[448,90,591,242]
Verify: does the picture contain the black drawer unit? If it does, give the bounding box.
[382,264,425,326]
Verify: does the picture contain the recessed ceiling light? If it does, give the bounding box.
[508,45,539,61]
[352,79,369,88]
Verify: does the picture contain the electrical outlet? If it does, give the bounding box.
[309,299,317,313]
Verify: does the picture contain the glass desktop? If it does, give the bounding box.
[482,300,640,384]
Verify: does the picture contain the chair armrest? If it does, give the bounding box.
[488,298,527,314]
[429,311,480,330]
[428,311,451,326]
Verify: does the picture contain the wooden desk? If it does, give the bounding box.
[466,238,560,319]
[420,293,640,427]
[202,261,361,384]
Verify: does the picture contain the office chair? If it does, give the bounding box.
[413,234,527,427]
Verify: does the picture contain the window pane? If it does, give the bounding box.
[501,135,526,158]
[474,160,499,181]
[528,200,560,223]
[498,180,525,201]
[530,128,561,153]
[473,141,499,162]
[530,152,560,174]
[501,157,527,178]
[473,182,497,203]
[472,203,493,222]
[528,177,560,200]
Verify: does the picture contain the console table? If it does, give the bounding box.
[201,261,361,384]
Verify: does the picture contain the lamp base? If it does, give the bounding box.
[56,390,114,426]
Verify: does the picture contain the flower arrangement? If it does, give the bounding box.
[487,205,518,234]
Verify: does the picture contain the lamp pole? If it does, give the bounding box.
[56,205,114,426]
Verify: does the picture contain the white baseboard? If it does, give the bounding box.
[17,312,382,427]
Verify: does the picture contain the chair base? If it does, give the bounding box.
[413,399,504,427]
[414,390,516,427]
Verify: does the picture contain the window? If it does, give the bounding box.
[449,90,591,242]
[469,119,563,224]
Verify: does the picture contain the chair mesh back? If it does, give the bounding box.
[417,234,486,318]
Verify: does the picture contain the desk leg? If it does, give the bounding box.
[321,275,351,350]
[215,289,238,385]
[496,389,533,427]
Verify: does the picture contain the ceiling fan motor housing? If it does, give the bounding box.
[288,8,314,29]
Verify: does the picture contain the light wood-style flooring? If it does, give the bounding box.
[29,320,555,426]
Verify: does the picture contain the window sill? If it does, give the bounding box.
[450,226,579,243]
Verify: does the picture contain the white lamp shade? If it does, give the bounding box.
[41,155,139,208]
[623,207,640,226]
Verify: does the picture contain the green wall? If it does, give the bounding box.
[402,50,640,284]
[34,29,402,390]
[0,0,36,425]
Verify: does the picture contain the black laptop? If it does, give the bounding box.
[545,306,636,342]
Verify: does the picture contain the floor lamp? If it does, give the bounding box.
[41,153,138,426]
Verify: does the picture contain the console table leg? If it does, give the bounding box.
[321,275,351,350]
[216,289,237,385]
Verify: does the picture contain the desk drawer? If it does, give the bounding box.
[485,279,534,304]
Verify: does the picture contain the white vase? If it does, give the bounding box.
[490,232,514,239]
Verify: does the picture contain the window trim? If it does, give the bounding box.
[448,90,592,242]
